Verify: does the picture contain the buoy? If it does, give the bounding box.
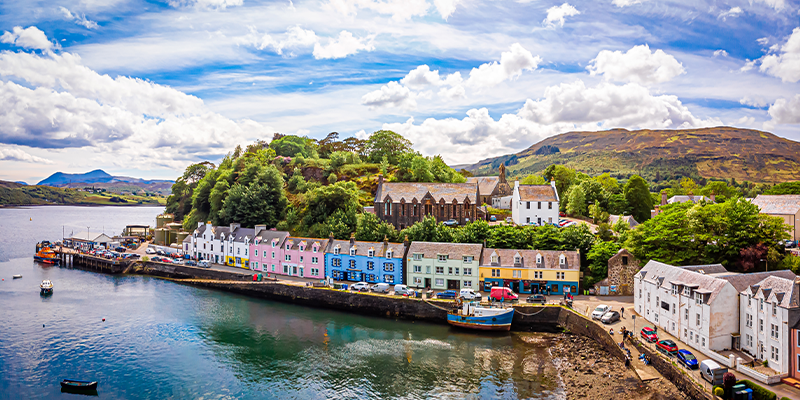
[102,318,105,322]
[43,324,45,327]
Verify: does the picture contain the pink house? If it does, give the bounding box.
[248,227,289,273]
[278,237,328,280]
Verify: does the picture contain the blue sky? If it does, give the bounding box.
[0,0,799,183]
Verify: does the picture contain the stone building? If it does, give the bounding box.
[374,175,479,230]
[595,248,641,295]
[466,164,513,206]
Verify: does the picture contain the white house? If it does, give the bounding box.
[634,260,795,354]
[189,222,254,268]
[510,180,559,226]
[739,275,800,374]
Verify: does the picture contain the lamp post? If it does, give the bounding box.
[760,258,768,272]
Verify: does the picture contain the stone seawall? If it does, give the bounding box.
[141,262,252,281]
[631,339,713,400]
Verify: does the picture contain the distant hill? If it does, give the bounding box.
[463,127,800,183]
[37,169,174,195]
[0,179,165,206]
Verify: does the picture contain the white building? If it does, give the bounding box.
[188,222,254,268]
[739,275,800,374]
[510,180,559,226]
[634,261,795,353]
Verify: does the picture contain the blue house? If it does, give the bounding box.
[324,235,408,285]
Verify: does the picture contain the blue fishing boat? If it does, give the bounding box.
[447,302,514,331]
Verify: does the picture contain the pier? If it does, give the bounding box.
[55,247,130,274]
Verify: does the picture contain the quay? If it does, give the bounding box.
[56,247,129,274]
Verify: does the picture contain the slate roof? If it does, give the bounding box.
[741,274,800,309]
[254,229,290,246]
[479,248,579,270]
[194,224,207,235]
[638,260,730,304]
[609,215,639,228]
[517,185,558,202]
[751,195,800,215]
[324,239,407,259]
[668,195,711,204]
[720,270,797,293]
[375,182,478,204]
[407,242,483,260]
[680,264,728,274]
[285,236,328,251]
[466,176,500,196]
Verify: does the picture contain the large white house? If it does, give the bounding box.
[634,260,795,353]
[188,222,255,268]
[511,180,559,226]
[739,275,800,374]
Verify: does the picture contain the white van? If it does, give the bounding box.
[459,288,482,300]
[699,360,727,385]
[371,283,391,293]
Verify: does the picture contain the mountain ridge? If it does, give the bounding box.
[37,169,174,195]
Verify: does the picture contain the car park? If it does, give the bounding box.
[656,340,678,355]
[489,287,518,302]
[591,305,612,320]
[600,311,620,324]
[640,327,658,342]
[436,290,458,299]
[526,294,546,304]
[351,282,370,292]
[145,247,156,254]
[459,288,481,300]
[394,285,416,297]
[371,283,391,293]
[676,350,698,369]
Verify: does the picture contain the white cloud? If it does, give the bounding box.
[58,7,99,29]
[757,37,770,46]
[587,44,685,85]
[438,84,466,99]
[327,0,429,21]
[237,26,318,56]
[400,65,463,89]
[718,7,743,20]
[739,96,768,108]
[543,3,580,28]
[0,146,53,164]
[361,81,416,110]
[0,26,56,51]
[313,30,374,60]
[612,0,648,7]
[434,0,462,20]
[753,0,786,11]
[768,94,800,124]
[384,80,720,164]
[713,49,728,57]
[466,43,541,88]
[759,27,800,83]
[168,0,243,10]
[741,59,757,72]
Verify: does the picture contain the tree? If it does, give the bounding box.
[365,130,413,164]
[587,240,621,285]
[300,181,362,229]
[270,135,311,157]
[543,165,576,198]
[488,225,530,249]
[401,215,445,242]
[567,186,587,216]
[521,175,546,185]
[680,177,699,195]
[355,212,399,242]
[221,165,288,228]
[531,224,562,249]
[763,181,800,195]
[624,175,653,223]
[455,220,492,244]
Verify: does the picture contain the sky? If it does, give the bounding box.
[0,0,799,184]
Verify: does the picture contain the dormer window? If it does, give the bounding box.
[334,246,340,255]
[438,254,448,262]
[491,254,498,264]
[299,246,305,252]
[514,256,521,264]
[312,246,318,253]
[350,247,356,256]
[368,249,374,257]
[286,244,291,250]
[386,250,393,258]
[536,254,542,264]
[559,255,566,265]
[271,240,277,248]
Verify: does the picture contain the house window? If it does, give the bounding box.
[448,267,453,275]
[283,265,289,273]
[299,256,303,263]
[285,255,291,261]
[773,303,777,316]
[350,248,356,256]
[548,202,552,209]
[463,280,472,287]
[463,256,473,263]
[312,257,318,264]
[385,202,391,216]
[384,275,394,284]
[334,247,340,255]
[526,217,530,223]
[454,267,459,275]
[559,255,566,265]
[514,256,521,264]
[271,252,275,258]
[368,249,374,257]
[696,293,702,305]
[771,324,779,339]
[536,254,542,264]
[746,314,752,327]
[386,250,393,258]
[622,256,628,265]
[556,272,565,279]
[426,266,431,274]
[286,244,290,250]
[526,202,530,209]
[463,267,472,275]
[413,253,422,261]
[512,270,520,278]
[435,278,444,286]
[349,260,356,268]
[491,269,500,277]
[384,263,394,272]
[414,277,422,285]
[537,202,541,209]
[311,268,319,276]
[772,346,779,361]
[760,299,764,310]
[491,255,498,263]
[271,241,276,248]
[230,247,233,253]
[685,309,689,321]
[413,265,422,273]
[332,259,341,267]
[313,247,318,253]
[438,255,448,262]
[760,319,764,332]
[263,250,267,257]
[534,271,542,279]
[367,261,374,270]
[271,264,275,272]
[436,266,444,274]
[696,313,700,326]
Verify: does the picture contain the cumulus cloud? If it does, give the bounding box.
[384,80,720,164]
[739,96,768,108]
[0,26,56,51]
[612,0,648,7]
[361,81,417,110]
[768,94,800,124]
[718,7,743,20]
[313,31,374,59]
[168,0,243,9]
[543,3,580,28]
[713,49,728,57]
[327,0,429,21]
[434,0,462,20]
[466,43,541,88]
[0,48,268,169]
[753,0,786,11]
[400,65,462,89]
[58,7,99,29]
[587,44,685,85]
[759,27,800,83]
[238,26,318,56]
[757,37,770,46]
[0,146,54,164]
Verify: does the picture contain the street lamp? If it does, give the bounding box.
[760,258,768,272]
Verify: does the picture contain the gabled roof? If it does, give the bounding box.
[668,195,711,204]
[517,185,558,202]
[479,248,579,270]
[609,215,639,228]
[638,260,730,304]
[324,239,406,259]
[231,227,255,242]
[254,229,289,246]
[194,224,207,235]
[407,242,483,260]
[681,264,728,274]
[740,274,800,309]
[285,236,328,251]
[466,176,500,196]
[375,182,478,204]
[719,270,797,293]
[751,195,800,215]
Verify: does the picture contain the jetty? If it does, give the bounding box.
[54,247,129,274]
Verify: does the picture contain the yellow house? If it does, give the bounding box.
[479,248,580,295]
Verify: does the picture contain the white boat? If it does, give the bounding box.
[13,274,22,279]
[40,280,53,295]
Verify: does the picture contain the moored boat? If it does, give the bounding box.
[40,280,53,295]
[447,302,514,331]
[34,242,60,264]
[60,379,98,390]
[13,274,22,279]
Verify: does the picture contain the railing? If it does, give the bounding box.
[736,363,787,385]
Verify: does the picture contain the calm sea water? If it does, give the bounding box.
[0,206,563,399]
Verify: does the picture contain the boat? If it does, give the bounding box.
[60,379,98,390]
[34,242,60,264]
[13,274,22,279]
[447,302,515,331]
[40,280,53,295]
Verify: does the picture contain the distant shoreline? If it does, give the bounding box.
[0,204,165,209]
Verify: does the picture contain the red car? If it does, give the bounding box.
[656,339,678,355]
[640,327,658,342]
[559,212,566,217]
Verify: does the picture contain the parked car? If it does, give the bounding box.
[676,350,698,369]
[489,215,497,222]
[156,249,166,256]
[197,260,210,268]
[145,247,156,254]
[640,327,658,342]
[591,305,612,320]
[114,246,127,253]
[185,260,197,266]
[656,340,678,355]
[600,311,620,324]
[505,217,514,224]
[699,360,727,385]
[526,294,547,304]
[394,285,416,297]
[459,288,481,300]
[371,283,391,293]
[351,282,370,292]
[434,290,457,299]
[559,212,566,217]
[489,286,518,302]
[443,219,458,227]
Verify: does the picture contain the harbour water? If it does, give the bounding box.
[0,206,564,399]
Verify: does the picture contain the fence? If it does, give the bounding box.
[736,364,787,385]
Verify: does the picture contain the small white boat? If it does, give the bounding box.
[13,274,22,279]
[40,280,53,295]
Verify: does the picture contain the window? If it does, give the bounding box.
[463,280,472,287]
[512,270,520,278]
[537,202,541,209]
[760,319,764,332]
[696,313,700,326]
[455,267,460,275]
[548,202,552,209]
[230,247,233,253]
[426,266,431,274]
[414,277,422,285]
[622,256,628,265]
[491,268,500,277]
[313,246,318,253]
[647,293,650,303]
[436,266,444,274]
[760,299,764,310]
[286,244,290,250]
[438,255,448,262]
[384,202,391,216]
[463,267,471,275]
[367,261,374,270]
[448,267,453,275]
[690,332,693,341]
[271,241,276,248]
[491,255,498,263]
[684,287,691,296]
[639,289,642,299]
[746,314,752,328]
[368,249,374,257]
[771,324,779,339]
[435,278,444,286]
[298,255,303,263]
[311,268,319,276]
[413,265,422,273]
[673,304,676,314]
[772,346,779,362]
[334,247,340,255]
[349,260,356,268]
[263,250,267,257]
[463,256,473,263]
[526,201,530,209]
[526,217,530,223]
[746,334,752,348]
[283,265,289,273]
[672,285,678,295]
[350,248,356,256]
[696,293,702,305]
[252,262,258,269]
[332,258,341,267]
[536,254,542,264]
[384,275,394,284]
[285,255,291,261]
[271,252,275,259]
[773,303,777,316]
[384,263,394,272]
[534,271,543,279]
[685,309,689,321]
[386,250,393,258]
[556,272,565,279]
[271,264,275,272]
[312,257,318,264]
[413,253,422,261]
[514,256,521,264]
[559,255,566,265]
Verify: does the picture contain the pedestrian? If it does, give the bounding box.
[620,307,625,318]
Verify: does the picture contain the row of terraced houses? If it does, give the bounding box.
[184,221,580,295]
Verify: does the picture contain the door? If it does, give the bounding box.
[425,278,431,289]
[447,280,460,290]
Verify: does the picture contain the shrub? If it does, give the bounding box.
[736,380,776,400]
[762,359,769,367]
[713,387,724,397]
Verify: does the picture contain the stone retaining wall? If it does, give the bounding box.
[142,262,252,281]
[630,339,713,400]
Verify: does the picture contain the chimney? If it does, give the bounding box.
[329,232,335,241]
[198,221,204,228]
[255,225,266,234]
[403,235,409,247]
[378,174,384,186]
[349,232,355,247]
[383,235,389,246]
[661,192,668,206]
[230,223,240,232]
[498,164,506,183]
[710,194,716,203]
